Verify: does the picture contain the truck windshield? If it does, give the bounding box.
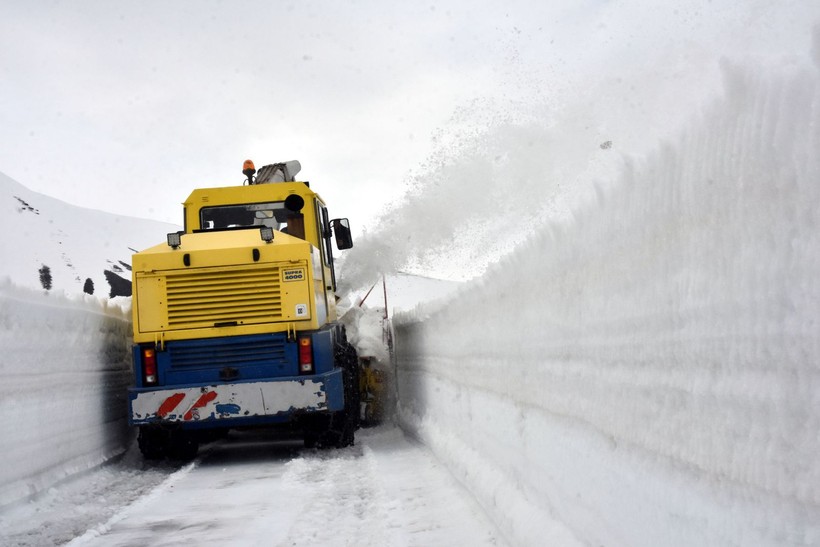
[200,202,289,231]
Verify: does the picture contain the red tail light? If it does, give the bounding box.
[298,336,313,374]
[142,347,158,386]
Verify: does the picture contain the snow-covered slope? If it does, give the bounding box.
[0,174,180,508]
[393,62,820,546]
[0,171,179,297]
[0,284,132,508]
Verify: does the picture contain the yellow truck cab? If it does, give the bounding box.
[128,160,359,459]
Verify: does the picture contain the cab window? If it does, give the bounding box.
[200,202,288,231]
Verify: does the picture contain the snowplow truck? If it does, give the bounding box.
[128,160,360,459]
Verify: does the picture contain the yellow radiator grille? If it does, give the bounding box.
[165,266,282,329]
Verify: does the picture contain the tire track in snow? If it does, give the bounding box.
[59,428,504,546]
[276,427,505,547]
[278,443,397,546]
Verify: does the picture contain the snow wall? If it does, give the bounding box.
[393,64,820,546]
[0,283,132,507]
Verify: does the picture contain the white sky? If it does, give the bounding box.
[2,1,817,240]
[0,0,583,228]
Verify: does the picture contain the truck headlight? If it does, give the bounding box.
[167,232,182,249]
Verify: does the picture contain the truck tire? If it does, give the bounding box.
[167,430,199,461]
[302,342,360,449]
[138,426,167,460]
[330,342,361,447]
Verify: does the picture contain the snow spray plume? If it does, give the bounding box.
[336,94,624,295]
[338,0,814,296]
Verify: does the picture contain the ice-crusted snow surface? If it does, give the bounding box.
[66,428,503,547]
[0,178,192,542]
[0,175,180,512]
[393,63,820,546]
[0,282,134,508]
[0,446,181,547]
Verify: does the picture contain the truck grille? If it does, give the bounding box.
[167,334,288,369]
[165,266,282,329]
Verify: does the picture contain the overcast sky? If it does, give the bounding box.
[0,0,573,227]
[2,1,817,241]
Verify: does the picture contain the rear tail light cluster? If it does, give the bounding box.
[142,347,158,386]
[298,336,314,374]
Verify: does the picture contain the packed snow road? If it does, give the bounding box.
[4,427,504,547]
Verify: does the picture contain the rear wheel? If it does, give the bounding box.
[138,426,199,460]
[303,428,319,449]
[137,426,166,460]
[302,342,360,449]
[166,430,199,461]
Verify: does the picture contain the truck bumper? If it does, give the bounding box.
[128,369,344,426]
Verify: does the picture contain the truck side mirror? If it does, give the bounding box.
[331,218,353,250]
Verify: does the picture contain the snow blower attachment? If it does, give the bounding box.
[254,160,302,184]
[128,159,371,460]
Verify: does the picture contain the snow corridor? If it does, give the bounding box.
[0,62,818,547]
[392,65,819,546]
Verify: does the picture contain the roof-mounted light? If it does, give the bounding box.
[167,231,182,249]
[243,159,256,184]
[260,226,274,243]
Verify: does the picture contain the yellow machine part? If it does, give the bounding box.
[359,358,387,426]
[132,179,342,344]
[183,182,324,245]
[132,229,327,344]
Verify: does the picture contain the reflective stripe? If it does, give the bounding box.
[130,379,328,424]
[157,393,186,418]
[183,391,218,421]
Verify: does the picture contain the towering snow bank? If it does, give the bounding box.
[0,283,132,507]
[0,172,176,507]
[395,63,820,546]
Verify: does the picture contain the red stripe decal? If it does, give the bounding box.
[183,391,218,421]
[157,393,186,418]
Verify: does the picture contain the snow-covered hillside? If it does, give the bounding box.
[0,178,179,508]
[393,62,820,546]
[0,171,179,298]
